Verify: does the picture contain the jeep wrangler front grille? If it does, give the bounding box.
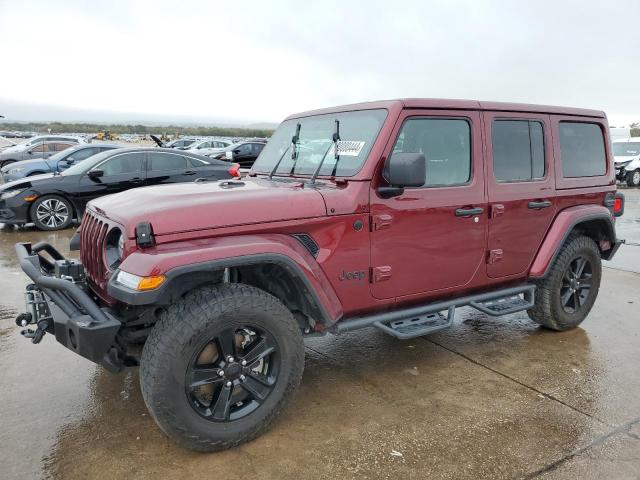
[79,211,110,291]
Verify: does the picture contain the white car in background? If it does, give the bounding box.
[613,137,640,187]
[186,139,232,157]
[0,134,88,153]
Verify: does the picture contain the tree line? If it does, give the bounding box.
[0,121,274,138]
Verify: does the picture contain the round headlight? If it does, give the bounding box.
[105,228,124,268]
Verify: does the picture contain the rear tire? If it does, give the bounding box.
[31,194,73,230]
[626,169,640,187]
[528,235,601,331]
[140,283,304,452]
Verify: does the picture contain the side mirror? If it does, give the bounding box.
[233,149,240,154]
[378,153,425,198]
[88,169,104,179]
[28,150,33,155]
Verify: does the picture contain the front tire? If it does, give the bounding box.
[31,194,73,230]
[140,283,305,452]
[626,169,640,187]
[528,235,601,331]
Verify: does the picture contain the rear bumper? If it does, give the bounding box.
[15,242,123,370]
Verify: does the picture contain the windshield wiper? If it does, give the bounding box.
[269,123,300,179]
[310,120,340,184]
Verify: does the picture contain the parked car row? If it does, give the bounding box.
[0,147,240,230]
[0,135,89,168]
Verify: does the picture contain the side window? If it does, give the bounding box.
[238,144,252,155]
[149,152,189,170]
[30,143,46,153]
[197,142,210,149]
[54,143,73,152]
[100,153,144,176]
[252,143,265,154]
[391,118,471,187]
[559,122,606,177]
[492,120,545,182]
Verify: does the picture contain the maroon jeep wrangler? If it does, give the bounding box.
[15,99,624,451]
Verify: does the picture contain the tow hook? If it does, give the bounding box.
[15,313,50,344]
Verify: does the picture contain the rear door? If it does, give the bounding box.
[483,112,556,278]
[146,151,199,186]
[370,109,487,300]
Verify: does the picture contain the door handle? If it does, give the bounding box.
[130,177,144,184]
[528,200,552,209]
[455,207,484,217]
[183,170,197,175]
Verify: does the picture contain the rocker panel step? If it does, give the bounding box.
[335,284,537,338]
[374,306,455,340]
[469,285,535,316]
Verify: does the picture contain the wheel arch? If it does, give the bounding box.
[530,205,617,278]
[109,235,344,329]
[28,192,78,223]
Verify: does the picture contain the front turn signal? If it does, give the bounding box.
[116,270,165,291]
[138,275,166,291]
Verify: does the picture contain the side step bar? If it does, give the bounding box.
[335,285,535,340]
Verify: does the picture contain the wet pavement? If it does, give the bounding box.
[1,189,639,479]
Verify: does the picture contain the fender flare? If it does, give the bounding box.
[107,234,344,325]
[529,205,616,278]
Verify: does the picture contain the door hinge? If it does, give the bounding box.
[491,204,505,218]
[487,249,503,264]
[371,266,392,283]
[371,214,393,231]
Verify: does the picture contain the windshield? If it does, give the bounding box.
[252,109,388,177]
[60,149,113,176]
[46,147,75,164]
[613,142,640,157]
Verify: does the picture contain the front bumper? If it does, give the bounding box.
[0,197,31,224]
[15,242,123,370]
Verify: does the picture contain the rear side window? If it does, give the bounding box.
[559,122,606,177]
[100,153,144,175]
[492,120,545,182]
[392,118,471,187]
[149,152,189,170]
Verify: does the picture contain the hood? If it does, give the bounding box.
[0,157,51,173]
[0,173,56,192]
[1,143,28,154]
[89,178,328,238]
[614,155,639,164]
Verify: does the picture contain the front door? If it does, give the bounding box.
[483,112,557,278]
[75,151,146,211]
[370,110,487,300]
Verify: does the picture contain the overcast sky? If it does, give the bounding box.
[1,0,639,126]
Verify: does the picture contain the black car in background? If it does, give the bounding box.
[210,141,266,168]
[0,147,239,230]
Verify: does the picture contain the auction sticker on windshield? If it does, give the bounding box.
[334,140,366,157]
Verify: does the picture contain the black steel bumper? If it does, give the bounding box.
[15,242,123,370]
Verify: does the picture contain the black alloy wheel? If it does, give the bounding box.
[186,326,279,422]
[559,256,593,314]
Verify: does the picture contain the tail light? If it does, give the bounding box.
[605,192,624,217]
[228,163,241,178]
[613,193,624,217]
